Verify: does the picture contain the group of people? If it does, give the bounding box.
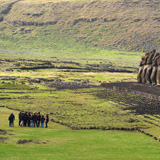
[8,112,49,128]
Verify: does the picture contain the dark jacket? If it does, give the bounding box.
[23,113,28,121]
[9,114,15,122]
[37,113,41,121]
[41,116,45,123]
[45,116,49,123]
[19,112,22,120]
[20,113,24,121]
[33,114,37,122]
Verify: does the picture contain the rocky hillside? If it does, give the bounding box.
[0,0,160,52]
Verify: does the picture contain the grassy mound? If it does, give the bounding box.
[0,0,159,52]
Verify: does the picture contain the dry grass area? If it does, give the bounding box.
[0,0,159,52]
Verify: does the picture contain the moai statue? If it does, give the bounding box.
[156,54,160,86]
[145,50,156,84]
[137,56,145,83]
[141,53,150,83]
[151,53,159,85]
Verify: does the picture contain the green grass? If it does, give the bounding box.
[0,28,143,69]
[0,83,31,89]
[1,107,160,160]
[0,53,159,144]
[0,82,152,129]
[0,69,137,85]
[0,0,159,158]
[0,59,152,130]
[0,0,159,55]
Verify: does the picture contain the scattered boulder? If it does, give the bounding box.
[10,20,57,26]
[153,137,158,140]
[17,139,47,144]
[0,137,8,143]
[0,129,7,134]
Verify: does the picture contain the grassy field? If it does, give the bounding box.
[0,82,142,129]
[0,0,159,158]
[1,107,160,160]
[0,33,160,159]
[1,53,160,160]
[1,47,160,159]
[0,29,143,69]
[0,56,159,130]
[0,41,160,159]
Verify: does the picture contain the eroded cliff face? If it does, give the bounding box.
[0,0,160,52]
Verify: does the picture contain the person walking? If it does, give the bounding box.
[45,114,49,128]
[40,115,45,128]
[8,113,15,127]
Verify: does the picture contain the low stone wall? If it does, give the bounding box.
[9,20,57,26]
[101,82,160,101]
[49,81,98,89]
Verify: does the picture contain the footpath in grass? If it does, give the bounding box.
[1,107,160,160]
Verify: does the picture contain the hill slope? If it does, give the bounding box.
[0,0,160,52]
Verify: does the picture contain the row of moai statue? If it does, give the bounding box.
[137,49,160,85]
